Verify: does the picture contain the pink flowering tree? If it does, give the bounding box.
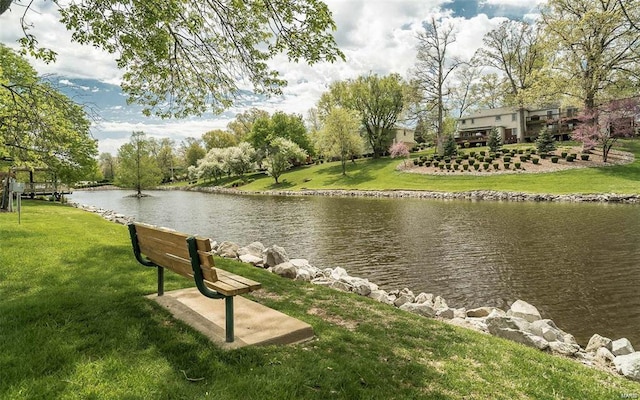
[389,141,411,167]
[572,98,639,162]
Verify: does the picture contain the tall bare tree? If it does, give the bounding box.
[477,20,545,142]
[412,17,462,154]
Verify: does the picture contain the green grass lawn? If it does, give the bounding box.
[1,202,638,399]
[224,140,640,194]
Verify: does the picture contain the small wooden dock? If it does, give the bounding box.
[20,182,72,198]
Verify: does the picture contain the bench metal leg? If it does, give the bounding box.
[225,296,234,342]
[158,266,164,296]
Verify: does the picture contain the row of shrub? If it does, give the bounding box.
[413,147,590,171]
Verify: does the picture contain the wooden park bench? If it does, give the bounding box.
[128,222,261,342]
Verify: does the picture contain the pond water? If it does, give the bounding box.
[69,189,640,346]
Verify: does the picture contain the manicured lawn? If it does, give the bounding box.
[1,202,638,398]
[233,139,640,194]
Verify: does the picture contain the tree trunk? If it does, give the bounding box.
[518,107,526,143]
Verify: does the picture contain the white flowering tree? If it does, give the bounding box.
[264,138,307,184]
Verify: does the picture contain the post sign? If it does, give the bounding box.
[9,181,24,194]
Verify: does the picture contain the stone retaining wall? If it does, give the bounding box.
[183,186,640,204]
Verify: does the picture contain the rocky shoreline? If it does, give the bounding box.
[181,186,640,204]
[70,200,640,382]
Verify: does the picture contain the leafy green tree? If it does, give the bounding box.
[202,130,237,151]
[6,1,343,118]
[248,111,313,159]
[227,108,270,142]
[487,128,501,153]
[98,153,117,181]
[181,137,206,168]
[315,108,363,176]
[264,137,307,184]
[115,131,161,196]
[540,0,640,110]
[271,111,313,156]
[0,44,97,209]
[155,138,177,182]
[247,116,273,157]
[535,127,556,155]
[318,74,406,158]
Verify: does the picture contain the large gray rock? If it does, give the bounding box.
[611,338,635,356]
[486,314,548,349]
[330,281,352,292]
[330,267,350,281]
[369,289,395,305]
[393,288,415,307]
[290,259,322,280]
[433,296,448,311]
[311,277,334,287]
[613,352,640,381]
[239,254,264,267]
[263,245,289,267]
[295,269,312,282]
[349,279,373,297]
[415,292,434,305]
[507,299,542,322]
[595,347,616,364]
[399,302,437,318]
[272,262,297,279]
[493,328,549,350]
[585,334,613,353]
[486,315,532,334]
[436,307,455,319]
[217,241,240,259]
[549,341,580,356]
[529,320,567,343]
[466,307,500,318]
[238,241,265,258]
[563,334,579,346]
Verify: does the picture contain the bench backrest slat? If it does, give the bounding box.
[133,223,218,283]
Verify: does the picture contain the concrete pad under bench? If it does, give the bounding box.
[148,287,314,349]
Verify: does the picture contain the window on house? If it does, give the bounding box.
[512,113,517,121]
[471,119,475,124]
[547,110,553,119]
[461,119,466,124]
[495,115,501,121]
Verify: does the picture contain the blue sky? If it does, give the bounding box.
[0,0,543,154]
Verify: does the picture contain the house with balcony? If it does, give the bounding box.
[455,105,579,146]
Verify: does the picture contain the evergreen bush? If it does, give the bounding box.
[443,134,458,157]
[535,127,556,154]
[487,127,501,153]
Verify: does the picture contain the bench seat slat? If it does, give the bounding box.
[216,268,261,289]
